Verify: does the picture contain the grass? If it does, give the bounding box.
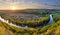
[0,21,14,35]
[53,13,60,19]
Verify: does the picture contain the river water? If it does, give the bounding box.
[47,14,54,25]
[0,14,54,29]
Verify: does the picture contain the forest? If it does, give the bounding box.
[0,9,60,35]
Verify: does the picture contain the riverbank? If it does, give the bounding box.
[0,14,53,29]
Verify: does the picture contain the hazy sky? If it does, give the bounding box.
[0,0,60,10]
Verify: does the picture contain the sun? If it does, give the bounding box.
[10,6,17,10]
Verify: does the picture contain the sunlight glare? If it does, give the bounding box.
[10,6,16,10]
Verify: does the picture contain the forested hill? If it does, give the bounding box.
[0,9,60,15]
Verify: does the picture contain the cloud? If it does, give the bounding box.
[0,0,60,10]
[22,2,60,9]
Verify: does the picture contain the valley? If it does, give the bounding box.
[0,9,60,35]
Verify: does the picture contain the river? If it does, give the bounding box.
[47,14,54,25]
[0,14,54,29]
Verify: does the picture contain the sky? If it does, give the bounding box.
[0,0,60,10]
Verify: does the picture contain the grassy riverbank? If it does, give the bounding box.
[0,9,60,35]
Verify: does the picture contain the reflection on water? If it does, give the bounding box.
[48,14,54,25]
[0,16,29,29]
[0,14,54,29]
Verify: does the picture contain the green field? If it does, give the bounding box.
[0,9,60,35]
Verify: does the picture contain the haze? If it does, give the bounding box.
[0,0,60,10]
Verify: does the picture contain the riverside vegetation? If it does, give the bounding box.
[0,9,60,35]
